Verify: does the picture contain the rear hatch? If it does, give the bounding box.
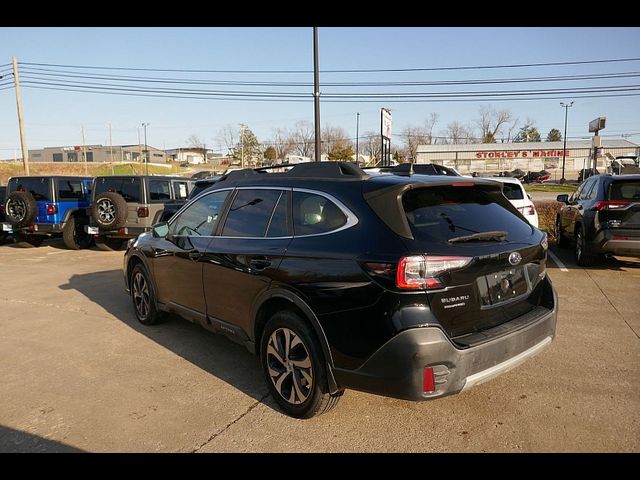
[375,181,548,345]
[596,178,640,235]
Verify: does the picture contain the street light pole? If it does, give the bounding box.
[355,112,360,165]
[240,123,245,168]
[560,101,574,184]
[141,122,149,176]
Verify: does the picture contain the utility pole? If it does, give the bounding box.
[313,27,321,162]
[356,112,360,165]
[560,101,574,184]
[240,123,245,168]
[137,127,142,168]
[81,124,88,175]
[12,57,29,175]
[108,122,114,175]
[142,122,149,176]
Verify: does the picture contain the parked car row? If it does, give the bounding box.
[0,175,222,250]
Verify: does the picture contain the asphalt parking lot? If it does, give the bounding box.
[0,238,638,452]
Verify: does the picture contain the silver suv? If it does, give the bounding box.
[87,175,192,250]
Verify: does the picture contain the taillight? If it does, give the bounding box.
[46,204,58,215]
[137,207,149,217]
[423,367,435,393]
[517,205,536,215]
[396,255,472,290]
[594,201,631,211]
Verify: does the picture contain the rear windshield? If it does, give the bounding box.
[94,177,142,203]
[8,177,51,201]
[402,185,533,243]
[501,182,524,200]
[609,181,640,201]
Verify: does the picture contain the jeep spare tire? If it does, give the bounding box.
[92,191,127,230]
[5,191,37,228]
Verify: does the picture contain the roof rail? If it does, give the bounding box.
[219,161,368,182]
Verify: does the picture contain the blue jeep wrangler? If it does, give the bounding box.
[1,176,94,249]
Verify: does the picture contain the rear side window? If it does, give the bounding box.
[222,189,282,237]
[609,181,640,201]
[501,183,524,200]
[8,177,51,201]
[57,179,84,200]
[402,185,533,243]
[95,178,141,203]
[148,180,171,201]
[292,192,347,236]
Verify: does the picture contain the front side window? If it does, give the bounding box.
[578,178,597,200]
[170,190,229,237]
[222,189,282,237]
[149,180,171,201]
[292,191,347,236]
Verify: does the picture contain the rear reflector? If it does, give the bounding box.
[396,255,472,290]
[137,207,149,218]
[423,367,435,393]
[46,204,58,215]
[594,200,631,211]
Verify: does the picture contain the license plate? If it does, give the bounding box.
[477,266,528,306]
[1,223,13,232]
[87,226,99,235]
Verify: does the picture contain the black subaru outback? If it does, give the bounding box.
[124,162,557,418]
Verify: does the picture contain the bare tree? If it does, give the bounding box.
[476,105,513,143]
[361,130,382,165]
[271,127,294,160]
[505,117,519,143]
[216,125,238,156]
[425,112,439,142]
[400,113,440,162]
[186,134,205,149]
[321,125,353,157]
[291,120,314,158]
[442,121,476,144]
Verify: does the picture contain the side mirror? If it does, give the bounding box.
[152,222,170,238]
[556,194,569,204]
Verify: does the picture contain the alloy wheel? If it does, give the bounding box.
[576,230,583,261]
[132,272,151,318]
[266,327,313,405]
[7,198,26,221]
[97,199,115,224]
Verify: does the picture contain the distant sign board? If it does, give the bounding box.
[381,109,392,139]
[589,117,606,133]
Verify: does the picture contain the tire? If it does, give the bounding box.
[260,311,342,419]
[95,237,126,251]
[5,191,37,228]
[555,216,569,248]
[62,215,93,250]
[14,233,44,248]
[130,264,163,325]
[92,192,127,230]
[575,226,596,267]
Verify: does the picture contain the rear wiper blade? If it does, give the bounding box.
[448,230,508,243]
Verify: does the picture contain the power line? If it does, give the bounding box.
[19,57,640,74]
[21,83,640,104]
[18,66,640,87]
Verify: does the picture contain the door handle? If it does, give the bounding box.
[250,256,271,271]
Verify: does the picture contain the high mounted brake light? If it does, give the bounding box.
[594,200,631,211]
[451,182,475,187]
[396,255,472,290]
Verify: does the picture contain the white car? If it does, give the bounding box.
[489,177,539,228]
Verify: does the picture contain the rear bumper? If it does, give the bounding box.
[85,225,149,238]
[333,284,558,401]
[592,229,640,256]
[1,222,62,235]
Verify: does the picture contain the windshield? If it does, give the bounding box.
[402,185,533,243]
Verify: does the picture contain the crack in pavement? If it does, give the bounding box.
[583,269,640,340]
[192,392,270,453]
